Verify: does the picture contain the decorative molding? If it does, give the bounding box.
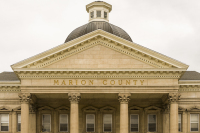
[0,106,12,111]
[178,106,186,111]
[68,93,81,103]
[129,106,143,111]
[118,93,131,104]
[100,106,115,112]
[55,106,69,111]
[18,93,31,104]
[144,105,162,111]
[11,30,188,70]
[13,106,21,111]
[187,106,200,111]
[29,104,36,113]
[82,106,98,112]
[38,106,54,111]
[168,93,181,103]
[179,85,200,92]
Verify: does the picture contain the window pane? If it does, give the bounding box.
[60,114,68,124]
[42,115,51,132]
[86,114,95,132]
[103,114,112,132]
[97,11,101,17]
[104,12,107,18]
[1,124,8,131]
[178,123,181,132]
[1,114,8,123]
[149,115,156,123]
[191,114,199,122]
[43,115,50,124]
[178,114,181,132]
[18,114,21,123]
[149,123,156,132]
[60,124,68,132]
[191,123,198,131]
[18,123,21,132]
[148,115,156,132]
[91,11,94,18]
[131,115,138,132]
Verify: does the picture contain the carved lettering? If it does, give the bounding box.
[54,80,59,85]
[133,80,137,85]
[69,80,73,85]
[118,80,122,85]
[81,80,86,85]
[126,80,130,85]
[61,80,66,85]
[103,80,107,85]
[89,80,93,85]
[110,80,115,85]
[140,80,144,85]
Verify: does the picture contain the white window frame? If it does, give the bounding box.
[148,114,157,132]
[130,114,139,132]
[59,114,68,132]
[0,114,9,132]
[86,114,95,132]
[17,114,21,132]
[103,114,112,132]
[178,114,181,132]
[42,114,51,132]
[190,114,199,132]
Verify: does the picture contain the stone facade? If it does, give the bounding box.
[0,1,200,133]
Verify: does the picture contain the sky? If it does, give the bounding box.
[0,0,200,73]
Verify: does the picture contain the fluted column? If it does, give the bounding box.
[69,93,81,133]
[118,93,131,133]
[168,93,181,133]
[18,93,31,133]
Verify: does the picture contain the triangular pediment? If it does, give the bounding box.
[11,29,189,71]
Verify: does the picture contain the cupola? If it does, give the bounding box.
[86,1,112,22]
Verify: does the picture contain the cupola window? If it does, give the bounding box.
[104,12,107,19]
[97,11,101,17]
[90,11,94,18]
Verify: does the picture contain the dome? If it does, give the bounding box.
[65,21,133,43]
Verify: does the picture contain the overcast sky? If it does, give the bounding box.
[0,0,200,73]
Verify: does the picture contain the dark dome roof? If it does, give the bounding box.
[65,21,132,43]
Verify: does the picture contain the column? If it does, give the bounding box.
[12,111,17,133]
[69,93,81,133]
[18,93,31,133]
[118,93,131,133]
[168,93,181,133]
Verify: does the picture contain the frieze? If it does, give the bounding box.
[53,79,146,86]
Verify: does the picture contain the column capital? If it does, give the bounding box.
[68,93,81,104]
[118,93,131,104]
[168,93,181,104]
[18,93,32,104]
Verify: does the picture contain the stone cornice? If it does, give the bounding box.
[13,68,185,79]
[11,30,189,69]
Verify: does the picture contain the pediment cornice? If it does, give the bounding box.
[11,30,189,70]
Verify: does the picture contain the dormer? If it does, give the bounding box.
[86,1,112,22]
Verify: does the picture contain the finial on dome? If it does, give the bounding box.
[86,1,112,22]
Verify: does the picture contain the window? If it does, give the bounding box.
[97,11,101,17]
[130,114,139,132]
[42,114,51,132]
[18,114,21,132]
[86,114,95,132]
[104,12,107,19]
[60,114,68,132]
[178,114,181,132]
[90,11,94,18]
[191,114,199,131]
[103,114,112,132]
[0,114,9,131]
[148,115,156,132]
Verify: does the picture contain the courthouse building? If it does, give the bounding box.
[1,1,200,133]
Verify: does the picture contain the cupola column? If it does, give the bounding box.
[18,93,31,133]
[168,93,181,133]
[118,93,131,133]
[69,93,81,133]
